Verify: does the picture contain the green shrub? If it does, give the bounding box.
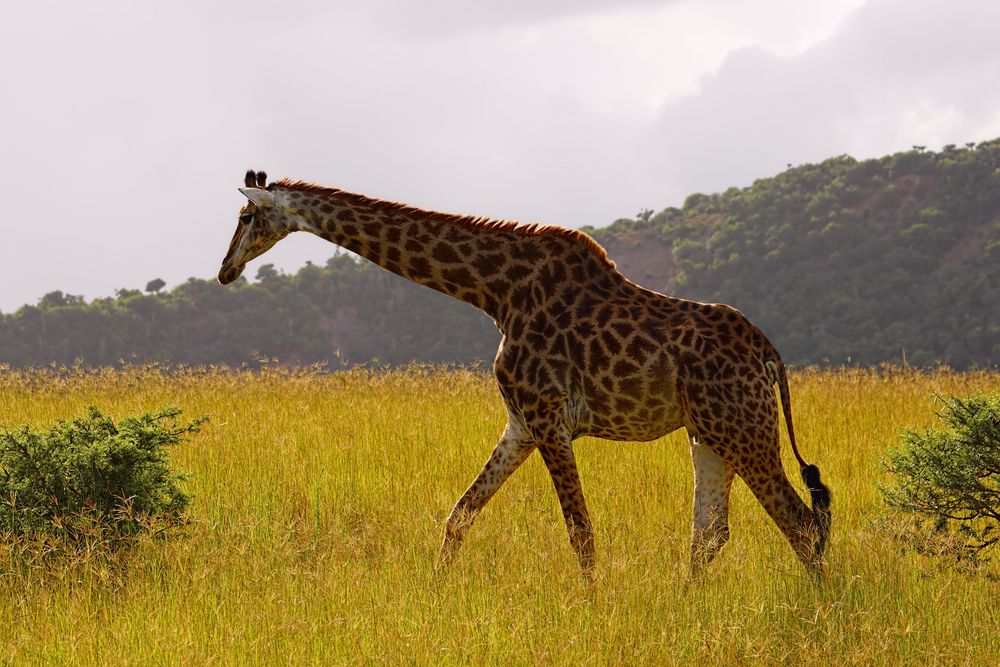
[881,394,1000,563]
[0,406,200,547]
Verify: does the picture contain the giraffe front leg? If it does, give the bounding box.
[439,423,534,567]
[689,439,734,578]
[537,439,595,578]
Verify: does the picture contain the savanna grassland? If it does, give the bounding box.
[1,365,997,665]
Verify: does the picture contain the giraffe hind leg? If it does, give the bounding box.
[682,376,827,579]
[741,454,826,577]
[689,438,735,577]
[694,425,825,578]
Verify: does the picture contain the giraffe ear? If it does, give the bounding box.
[239,187,275,209]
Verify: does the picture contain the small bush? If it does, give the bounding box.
[0,406,201,548]
[881,394,1000,563]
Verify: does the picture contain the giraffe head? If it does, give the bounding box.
[218,169,292,284]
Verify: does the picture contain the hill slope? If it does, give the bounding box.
[590,141,1000,366]
[1,142,998,368]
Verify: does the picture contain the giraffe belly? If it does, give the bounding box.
[577,393,686,442]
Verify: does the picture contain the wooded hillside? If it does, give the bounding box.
[591,141,1000,367]
[2,141,997,368]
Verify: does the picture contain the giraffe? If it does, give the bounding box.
[219,170,832,579]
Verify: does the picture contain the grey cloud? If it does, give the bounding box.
[649,0,1000,199]
[189,0,677,37]
[242,15,657,227]
[353,0,677,36]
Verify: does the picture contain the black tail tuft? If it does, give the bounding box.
[800,463,832,558]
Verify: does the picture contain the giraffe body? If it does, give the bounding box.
[220,171,831,578]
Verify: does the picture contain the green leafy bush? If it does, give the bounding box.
[881,394,1000,563]
[0,406,200,546]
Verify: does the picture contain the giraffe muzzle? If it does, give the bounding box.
[218,262,245,285]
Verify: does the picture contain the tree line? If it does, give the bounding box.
[1,141,998,369]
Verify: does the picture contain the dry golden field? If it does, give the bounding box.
[1,365,998,665]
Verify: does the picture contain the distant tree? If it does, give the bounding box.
[636,208,654,224]
[255,263,281,283]
[38,291,65,308]
[37,291,83,308]
[145,278,166,293]
[682,193,709,211]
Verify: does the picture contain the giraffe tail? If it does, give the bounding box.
[766,356,832,559]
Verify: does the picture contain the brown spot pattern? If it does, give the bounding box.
[225,175,831,580]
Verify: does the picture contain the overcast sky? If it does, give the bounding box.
[2,0,999,312]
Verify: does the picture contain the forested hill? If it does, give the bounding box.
[2,141,999,369]
[589,141,1000,367]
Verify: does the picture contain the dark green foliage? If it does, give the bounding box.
[881,395,1000,561]
[0,141,998,368]
[0,407,199,544]
[0,255,500,368]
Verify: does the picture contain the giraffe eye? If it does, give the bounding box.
[239,213,253,225]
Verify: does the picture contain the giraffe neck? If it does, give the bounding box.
[273,180,622,326]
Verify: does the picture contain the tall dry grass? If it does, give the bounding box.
[0,364,997,665]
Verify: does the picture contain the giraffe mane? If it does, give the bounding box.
[273,178,614,267]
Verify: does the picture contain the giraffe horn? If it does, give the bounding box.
[239,187,275,208]
[244,169,257,187]
[255,171,268,188]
